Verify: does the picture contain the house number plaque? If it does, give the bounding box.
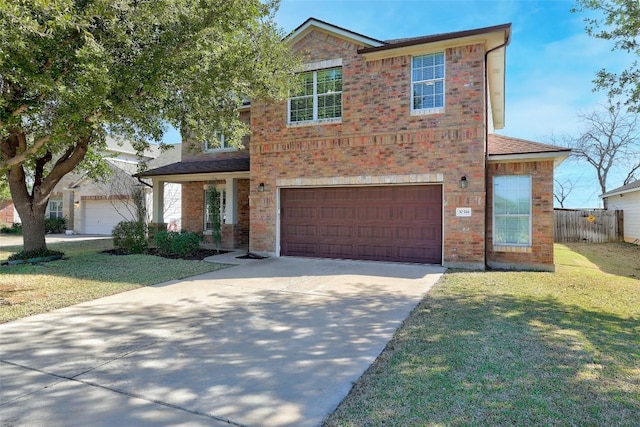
[456,207,472,217]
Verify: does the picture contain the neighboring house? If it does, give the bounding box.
[601,180,640,244]
[0,200,18,226]
[140,18,570,271]
[15,138,182,235]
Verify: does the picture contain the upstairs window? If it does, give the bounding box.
[412,52,445,113]
[288,67,342,124]
[204,131,232,152]
[493,175,532,246]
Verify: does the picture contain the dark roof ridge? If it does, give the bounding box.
[360,23,512,54]
[287,17,387,45]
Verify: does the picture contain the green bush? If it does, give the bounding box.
[112,221,147,254]
[8,248,64,261]
[0,223,22,234]
[154,231,201,257]
[45,217,67,234]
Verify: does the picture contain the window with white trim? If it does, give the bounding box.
[204,188,226,230]
[204,131,230,152]
[47,199,63,219]
[288,67,342,123]
[493,175,532,246]
[411,52,445,112]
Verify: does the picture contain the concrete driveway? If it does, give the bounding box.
[0,257,444,427]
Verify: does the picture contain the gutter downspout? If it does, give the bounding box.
[484,30,511,270]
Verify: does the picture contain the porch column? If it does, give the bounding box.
[152,179,165,224]
[225,178,238,224]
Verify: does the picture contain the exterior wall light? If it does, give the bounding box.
[74,200,80,208]
[258,183,265,192]
[459,176,468,189]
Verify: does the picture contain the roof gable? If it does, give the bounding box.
[286,18,385,48]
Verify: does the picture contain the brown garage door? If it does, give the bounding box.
[280,185,442,264]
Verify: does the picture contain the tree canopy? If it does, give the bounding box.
[0,0,297,251]
[574,0,640,109]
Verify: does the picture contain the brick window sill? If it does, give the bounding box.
[493,245,532,253]
[287,118,342,127]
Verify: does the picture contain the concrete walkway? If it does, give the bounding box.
[0,257,444,426]
[0,233,111,248]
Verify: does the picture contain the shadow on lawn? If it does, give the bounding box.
[328,288,640,426]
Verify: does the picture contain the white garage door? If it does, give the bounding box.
[83,200,136,235]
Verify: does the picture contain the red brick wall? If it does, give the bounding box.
[487,160,555,271]
[182,181,205,232]
[236,179,250,247]
[250,29,488,267]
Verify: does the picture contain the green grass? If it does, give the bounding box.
[325,243,640,426]
[0,239,229,323]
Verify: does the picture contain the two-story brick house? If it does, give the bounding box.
[140,18,570,271]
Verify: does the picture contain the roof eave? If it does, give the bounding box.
[488,151,571,168]
[600,186,640,198]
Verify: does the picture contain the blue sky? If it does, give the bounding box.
[165,0,633,207]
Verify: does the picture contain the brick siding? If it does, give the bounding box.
[250,29,488,267]
[487,160,555,271]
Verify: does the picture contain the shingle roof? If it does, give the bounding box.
[601,179,640,198]
[359,23,511,54]
[488,134,570,156]
[137,155,249,177]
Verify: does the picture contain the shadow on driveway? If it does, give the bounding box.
[0,257,444,427]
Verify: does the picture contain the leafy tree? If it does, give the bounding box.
[1,0,296,252]
[574,0,640,108]
[558,101,640,208]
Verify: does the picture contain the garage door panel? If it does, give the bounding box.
[83,200,134,235]
[285,207,317,220]
[286,224,317,237]
[397,246,440,263]
[395,225,442,240]
[320,187,354,201]
[320,225,352,238]
[320,207,356,219]
[358,186,393,201]
[357,206,394,221]
[358,225,394,239]
[356,245,393,260]
[317,243,354,258]
[281,185,442,263]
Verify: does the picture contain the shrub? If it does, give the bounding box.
[0,223,22,234]
[45,217,67,234]
[8,248,64,261]
[112,221,147,254]
[154,231,201,257]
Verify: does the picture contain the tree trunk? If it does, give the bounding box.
[19,207,48,252]
[6,162,50,253]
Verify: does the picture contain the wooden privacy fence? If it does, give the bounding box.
[554,209,623,243]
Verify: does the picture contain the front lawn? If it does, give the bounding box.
[0,239,229,323]
[325,243,640,426]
